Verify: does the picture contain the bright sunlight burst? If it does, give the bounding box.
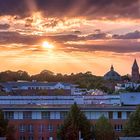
[42,41,54,49]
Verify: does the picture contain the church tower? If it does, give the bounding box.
[132,59,140,82]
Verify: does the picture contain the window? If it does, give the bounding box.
[19,124,26,133]
[38,136,44,140]
[117,112,122,119]
[114,124,123,131]
[48,124,53,131]
[23,112,32,119]
[27,124,34,133]
[28,136,34,140]
[39,124,45,133]
[19,136,25,140]
[47,137,53,140]
[57,124,61,129]
[41,111,50,119]
[5,111,14,119]
[60,112,67,119]
[108,111,113,119]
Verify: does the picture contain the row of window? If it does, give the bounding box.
[108,111,131,119]
[19,136,53,140]
[19,123,123,133]
[114,124,123,131]
[4,111,131,120]
[5,111,68,120]
[28,86,64,90]
[19,124,61,133]
[19,124,123,140]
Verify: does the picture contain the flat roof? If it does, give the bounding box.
[0,104,136,111]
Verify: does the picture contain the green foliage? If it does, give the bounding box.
[0,70,30,82]
[124,106,140,137]
[0,110,8,137]
[121,74,131,81]
[57,103,94,140]
[0,70,116,93]
[95,115,115,140]
[0,110,16,139]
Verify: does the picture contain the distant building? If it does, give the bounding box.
[115,82,140,92]
[131,59,140,82]
[104,65,121,81]
[0,81,77,95]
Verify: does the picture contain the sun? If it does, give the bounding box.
[42,41,54,49]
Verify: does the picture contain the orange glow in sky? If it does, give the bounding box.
[42,41,54,49]
[0,0,140,75]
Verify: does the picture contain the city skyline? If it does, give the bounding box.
[0,0,140,75]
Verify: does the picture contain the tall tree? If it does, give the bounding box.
[95,115,115,140]
[124,106,140,136]
[57,103,94,140]
[0,110,8,137]
[0,110,16,140]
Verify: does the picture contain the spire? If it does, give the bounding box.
[110,65,114,71]
[132,59,139,69]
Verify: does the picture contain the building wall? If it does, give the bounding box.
[4,110,133,140]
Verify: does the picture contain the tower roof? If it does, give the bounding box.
[132,59,139,69]
[110,65,114,71]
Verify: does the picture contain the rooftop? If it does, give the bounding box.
[0,104,137,111]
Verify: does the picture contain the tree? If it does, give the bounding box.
[57,103,94,140]
[0,110,16,140]
[124,106,140,136]
[0,110,8,137]
[94,115,115,140]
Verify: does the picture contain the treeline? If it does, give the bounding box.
[0,70,108,90]
[0,70,130,93]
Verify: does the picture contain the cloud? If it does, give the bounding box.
[86,33,107,40]
[36,0,140,19]
[0,0,139,19]
[0,0,28,17]
[0,30,140,46]
[0,31,84,45]
[113,30,140,39]
[64,41,140,53]
[0,24,10,30]
[0,30,140,55]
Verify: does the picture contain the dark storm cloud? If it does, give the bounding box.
[0,0,139,19]
[0,24,10,30]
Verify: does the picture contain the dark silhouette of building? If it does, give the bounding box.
[131,59,140,82]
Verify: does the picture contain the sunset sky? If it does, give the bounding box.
[0,0,140,75]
